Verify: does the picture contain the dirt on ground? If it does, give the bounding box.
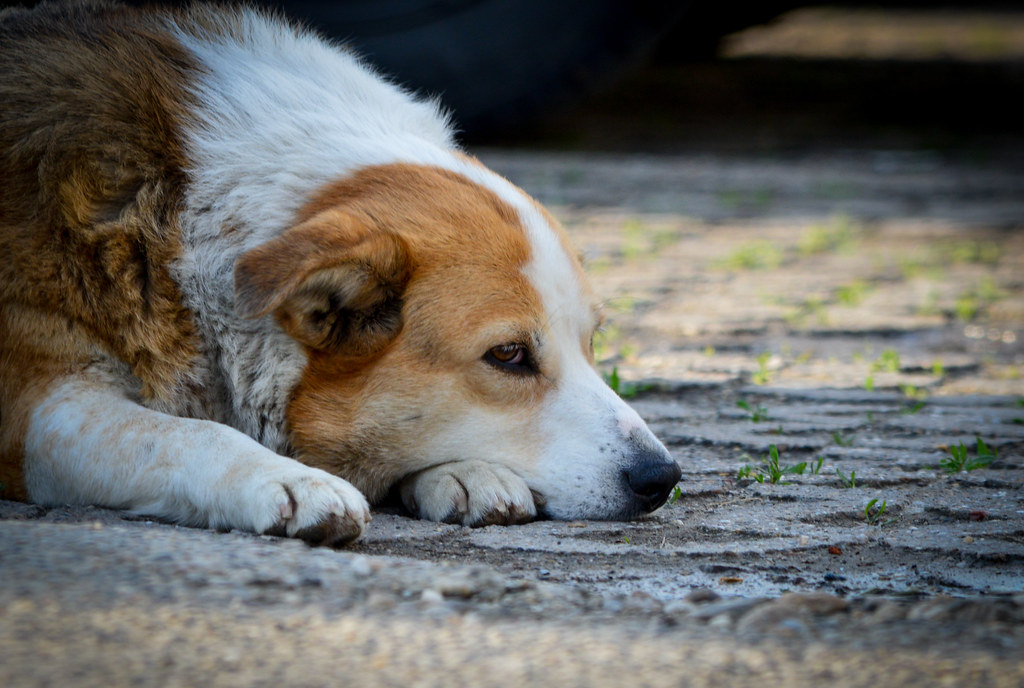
[2,7,1024,687]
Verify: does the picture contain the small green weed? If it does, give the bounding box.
[737,444,807,484]
[668,485,683,505]
[899,384,928,401]
[604,366,622,393]
[939,239,1001,266]
[940,437,997,474]
[872,349,901,374]
[836,468,856,488]
[736,399,769,422]
[798,214,858,256]
[901,401,927,415]
[602,366,652,399]
[835,280,871,307]
[954,277,1005,322]
[618,221,679,261]
[752,351,773,385]
[717,241,785,271]
[810,457,824,475]
[832,431,853,447]
[864,498,888,526]
[785,297,829,328]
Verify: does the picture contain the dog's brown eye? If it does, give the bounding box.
[484,343,534,374]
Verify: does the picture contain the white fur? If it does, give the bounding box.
[25,370,369,538]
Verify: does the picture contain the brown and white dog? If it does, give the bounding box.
[0,0,681,545]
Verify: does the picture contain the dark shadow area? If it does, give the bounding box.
[475,56,1024,161]
[461,5,1024,165]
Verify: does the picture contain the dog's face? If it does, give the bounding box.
[235,163,680,521]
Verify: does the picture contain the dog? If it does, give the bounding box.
[0,0,681,545]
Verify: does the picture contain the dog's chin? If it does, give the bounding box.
[536,492,670,523]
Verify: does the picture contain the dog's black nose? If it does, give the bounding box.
[625,458,682,512]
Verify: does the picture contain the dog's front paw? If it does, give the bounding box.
[399,462,536,526]
[230,465,371,546]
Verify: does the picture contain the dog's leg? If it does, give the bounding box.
[399,461,537,526]
[23,374,370,545]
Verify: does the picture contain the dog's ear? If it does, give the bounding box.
[234,209,412,356]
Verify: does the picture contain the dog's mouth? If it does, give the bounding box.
[533,460,682,522]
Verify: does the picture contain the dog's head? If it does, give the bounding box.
[235,162,680,521]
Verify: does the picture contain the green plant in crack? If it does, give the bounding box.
[937,239,1001,266]
[900,384,928,401]
[668,485,683,505]
[863,498,889,526]
[836,468,857,489]
[620,219,679,260]
[832,431,853,447]
[835,280,872,307]
[955,277,1005,322]
[940,437,997,474]
[602,366,652,400]
[736,399,769,422]
[872,349,901,374]
[798,214,859,256]
[785,296,829,328]
[737,444,807,484]
[901,401,927,415]
[752,351,773,385]
[716,241,785,271]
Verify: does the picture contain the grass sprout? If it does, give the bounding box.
[940,437,997,474]
[736,399,769,422]
[737,444,807,484]
[668,485,683,505]
[832,431,853,447]
[752,351,773,385]
[864,498,888,525]
[836,468,857,489]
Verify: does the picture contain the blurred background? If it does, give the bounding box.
[266,1,1024,158]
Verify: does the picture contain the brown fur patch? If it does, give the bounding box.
[0,1,201,497]
[236,210,413,357]
[281,164,554,499]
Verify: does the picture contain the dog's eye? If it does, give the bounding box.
[484,343,535,374]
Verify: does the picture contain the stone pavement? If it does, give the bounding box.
[2,148,1023,686]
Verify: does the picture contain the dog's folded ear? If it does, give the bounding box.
[234,209,412,356]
